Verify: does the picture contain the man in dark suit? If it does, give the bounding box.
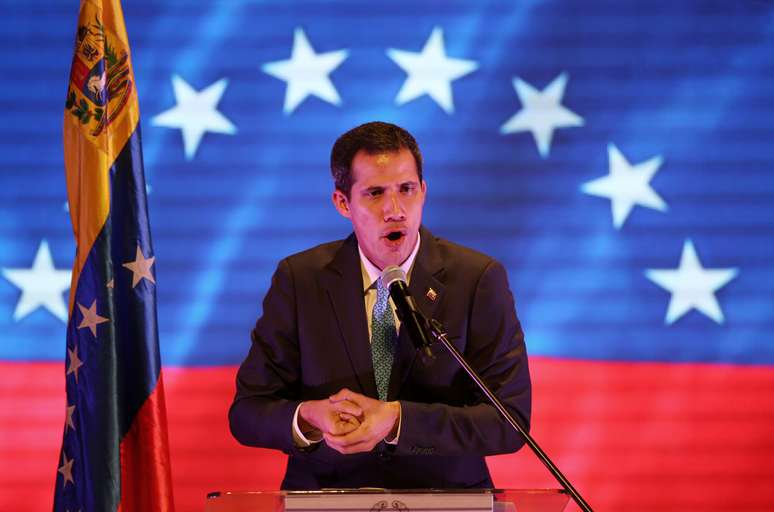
[229,121,531,489]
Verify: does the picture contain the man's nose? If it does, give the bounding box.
[383,192,406,221]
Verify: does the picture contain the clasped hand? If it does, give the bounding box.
[298,389,400,454]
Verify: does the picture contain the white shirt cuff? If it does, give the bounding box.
[292,403,323,447]
[384,402,402,445]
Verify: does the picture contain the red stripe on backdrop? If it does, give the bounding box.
[2,358,773,511]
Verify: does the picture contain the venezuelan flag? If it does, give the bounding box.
[56,0,174,510]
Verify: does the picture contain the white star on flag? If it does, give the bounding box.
[152,75,237,160]
[58,452,75,488]
[65,404,76,432]
[122,244,156,288]
[77,299,110,338]
[387,26,478,114]
[1,239,71,323]
[645,239,739,325]
[581,143,668,229]
[500,72,583,157]
[67,345,84,383]
[262,27,349,114]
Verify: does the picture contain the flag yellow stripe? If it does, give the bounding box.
[64,0,140,315]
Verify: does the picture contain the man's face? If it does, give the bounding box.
[333,148,427,270]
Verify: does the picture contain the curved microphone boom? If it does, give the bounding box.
[381,267,593,511]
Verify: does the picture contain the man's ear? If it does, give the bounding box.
[332,189,351,219]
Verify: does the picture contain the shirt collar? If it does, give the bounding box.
[358,232,421,291]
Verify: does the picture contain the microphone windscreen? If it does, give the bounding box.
[381,265,407,288]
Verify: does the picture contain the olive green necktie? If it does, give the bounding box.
[371,278,397,401]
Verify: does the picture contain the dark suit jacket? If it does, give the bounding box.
[229,226,531,490]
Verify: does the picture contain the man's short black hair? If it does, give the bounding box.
[330,121,423,197]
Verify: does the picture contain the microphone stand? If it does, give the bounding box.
[422,317,594,512]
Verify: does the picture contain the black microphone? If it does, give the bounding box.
[381,265,434,358]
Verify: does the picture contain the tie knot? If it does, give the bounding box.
[376,278,390,302]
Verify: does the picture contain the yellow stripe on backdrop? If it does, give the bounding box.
[63,0,140,315]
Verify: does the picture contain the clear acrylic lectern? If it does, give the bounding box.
[205,489,570,512]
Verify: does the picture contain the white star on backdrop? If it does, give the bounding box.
[645,239,739,325]
[152,75,237,160]
[1,240,71,323]
[581,143,668,229]
[387,26,478,114]
[262,27,349,114]
[500,72,584,157]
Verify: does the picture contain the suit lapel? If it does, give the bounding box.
[319,234,379,398]
[389,227,446,399]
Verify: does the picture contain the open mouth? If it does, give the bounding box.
[386,231,404,242]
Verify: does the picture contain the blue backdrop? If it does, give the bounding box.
[2,1,771,368]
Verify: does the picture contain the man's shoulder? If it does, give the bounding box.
[424,231,514,300]
[281,236,351,271]
[428,232,499,271]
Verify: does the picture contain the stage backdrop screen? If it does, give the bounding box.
[1,2,773,511]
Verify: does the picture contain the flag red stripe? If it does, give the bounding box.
[118,373,175,511]
[2,358,773,511]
